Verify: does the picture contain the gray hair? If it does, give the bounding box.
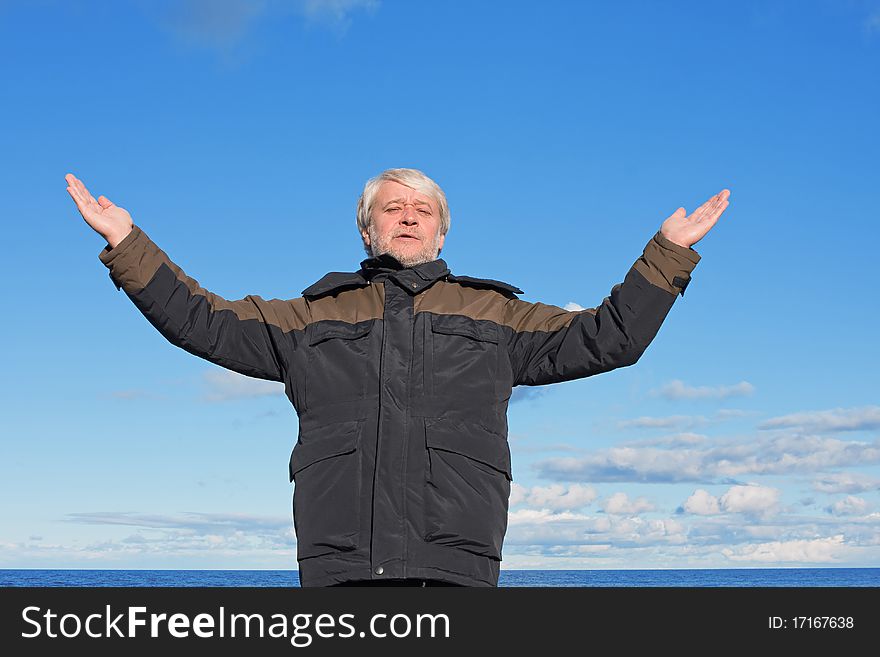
[356,168,451,256]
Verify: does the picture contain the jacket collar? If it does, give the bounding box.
[301,255,451,298]
[358,252,407,273]
[359,253,450,282]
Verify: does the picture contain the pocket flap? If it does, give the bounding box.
[289,419,360,481]
[425,417,512,480]
[308,320,372,346]
[430,314,499,344]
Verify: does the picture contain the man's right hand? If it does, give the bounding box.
[65,173,133,248]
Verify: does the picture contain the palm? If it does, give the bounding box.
[661,189,730,249]
[65,173,132,239]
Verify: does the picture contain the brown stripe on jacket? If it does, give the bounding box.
[99,223,314,333]
[416,228,700,334]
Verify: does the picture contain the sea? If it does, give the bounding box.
[1,568,878,587]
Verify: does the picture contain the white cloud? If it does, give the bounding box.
[300,0,380,27]
[534,431,880,483]
[505,510,686,548]
[201,368,284,401]
[719,484,781,517]
[713,409,754,420]
[758,406,880,433]
[812,472,880,494]
[618,410,753,431]
[563,302,586,311]
[600,492,655,515]
[721,535,848,563]
[0,510,296,567]
[500,501,880,568]
[535,444,708,483]
[617,415,706,430]
[651,379,755,400]
[679,485,780,517]
[509,483,598,511]
[137,0,379,51]
[682,489,721,515]
[827,496,870,517]
[65,511,290,533]
[148,0,269,48]
[622,432,709,448]
[107,389,166,401]
[865,10,880,35]
[510,386,547,404]
[507,508,593,527]
[509,482,528,507]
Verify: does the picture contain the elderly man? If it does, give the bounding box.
[66,168,730,587]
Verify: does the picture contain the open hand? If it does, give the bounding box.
[660,189,730,249]
[65,173,133,248]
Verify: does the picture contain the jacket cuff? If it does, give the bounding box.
[97,224,147,290]
[652,230,701,265]
[633,230,701,297]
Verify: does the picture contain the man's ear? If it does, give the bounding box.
[361,229,371,247]
[438,232,445,251]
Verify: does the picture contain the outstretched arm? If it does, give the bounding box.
[66,173,291,382]
[506,189,730,387]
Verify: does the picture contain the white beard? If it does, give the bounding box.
[367,224,443,267]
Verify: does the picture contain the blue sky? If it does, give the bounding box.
[1,0,879,571]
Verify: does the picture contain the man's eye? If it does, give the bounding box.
[386,207,400,212]
[418,209,431,215]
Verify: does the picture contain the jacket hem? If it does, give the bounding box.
[298,556,499,588]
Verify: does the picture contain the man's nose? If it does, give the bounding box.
[401,205,419,223]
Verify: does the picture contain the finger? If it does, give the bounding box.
[712,197,729,217]
[706,191,724,209]
[83,183,102,208]
[689,201,709,222]
[701,205,723,232]
[704,199,729,225]
[697,193,724,223]
[70,177,85,202]
[67,186,86,213]
[74,179,101,210]
[689,193,720,221]
[67,182,83,205]
[73,175,91,200]
[73,184,92,210]
[68,180,97,214]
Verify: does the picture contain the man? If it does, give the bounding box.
[66,168,730,587]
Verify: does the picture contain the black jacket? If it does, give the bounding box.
[99,225,700,586]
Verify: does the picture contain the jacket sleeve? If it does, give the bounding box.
[505,230,701,387]
[98,223,288,382]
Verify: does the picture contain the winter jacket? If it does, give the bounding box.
[98,224,700,587]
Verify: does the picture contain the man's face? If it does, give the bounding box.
[362,180,446,267]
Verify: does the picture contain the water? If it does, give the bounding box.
[1,568,877,587]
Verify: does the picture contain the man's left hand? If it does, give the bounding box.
[660,189,731,249]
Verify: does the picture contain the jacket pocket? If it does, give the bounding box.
[429,313,499,399]
[305,320,375,409]
[422,416,512,561]
[289,419,363,560]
